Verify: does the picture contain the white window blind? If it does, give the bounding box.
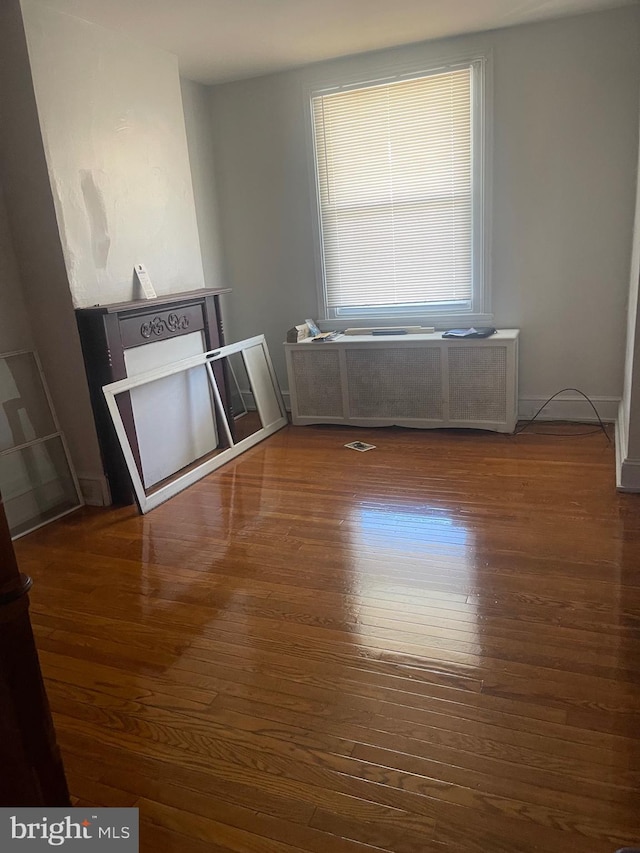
[312,66,476,316]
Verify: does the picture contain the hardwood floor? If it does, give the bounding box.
[15,423,640,852]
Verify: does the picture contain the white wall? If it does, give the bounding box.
[492,8,639,415]
[1,1,215,503]
[180,78,226,293]
[209,7,640,409]
[180,77,232,335]
[0,0,104,496]
[20,0,205,308]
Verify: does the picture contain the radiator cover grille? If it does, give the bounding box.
[285,333,518,433]
[346,347,442,419]
[448,346,507,422]
[290,349,343,417]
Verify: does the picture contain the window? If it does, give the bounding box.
[310,59,487,322]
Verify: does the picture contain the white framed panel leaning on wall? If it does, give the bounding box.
[305,51,492,330]
[103,335,287,513]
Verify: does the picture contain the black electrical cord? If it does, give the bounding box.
[514,388,611,443]
[516,425,607,437]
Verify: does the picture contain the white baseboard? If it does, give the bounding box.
[517,396,618,423]
[615,403,640,491]
[280,390,617,423]
[617,456,640,491]
[77,474,111,506]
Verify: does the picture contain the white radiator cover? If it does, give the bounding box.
[285,330,519,433]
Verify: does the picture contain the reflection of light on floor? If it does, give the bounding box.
[348,502,481,667]
[357,504,470,552]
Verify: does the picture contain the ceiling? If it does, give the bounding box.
[33,0,638,84]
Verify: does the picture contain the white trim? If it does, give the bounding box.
[615,402,640,491]
[617,400,628,458]
[617,456,640,492]
[102,335,287,513]
[103,334,269,395]
[518,395,619,424]
[311,56,482,96]
[479,52,493,319]
[77,474,111,506]
[280,390,618,423]
[305,51,493,325]
[318,313,494,332]
[300,44,495,104]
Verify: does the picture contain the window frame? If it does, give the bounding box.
[306,53,492,328]
[102,335,287,514]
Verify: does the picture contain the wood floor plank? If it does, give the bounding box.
[140,798,311,853]
[138,820,232,853]
[54,713,440,827]
[140,783,396,853]
[12,424,640,852]
[60,731,317,826]
[202,693,640,832]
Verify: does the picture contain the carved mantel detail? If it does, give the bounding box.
[140,312,190,339]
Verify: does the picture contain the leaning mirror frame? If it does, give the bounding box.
[102,335,287,514]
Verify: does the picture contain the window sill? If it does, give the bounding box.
[319,313,494,331]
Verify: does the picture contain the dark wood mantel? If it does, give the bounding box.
[76,288,231,506]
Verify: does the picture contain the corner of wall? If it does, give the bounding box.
[0,0,105,487]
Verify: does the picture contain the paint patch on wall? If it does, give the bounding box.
[51,176,83,304]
